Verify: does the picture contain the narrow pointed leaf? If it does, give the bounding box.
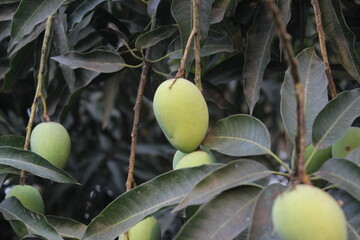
[281,48,328,145]
[203,114,271,157]
[175,160,271,211]
[347,147,360,166]
[9,0,65,51]
[47,216,87,240]
[51,50,125,73]
[247,184,285,240]
[0,146,79,184]
[210,0,232,24]
[319,0,360,82]
[82,165,221,240]
[312,89,360,149]
[243,0,291,114]
[175,186,260,240]
[0,165,20,175]
[135,25,177,50]
[315,158,360,201]
[0,198,63,240]
[69,0,104,28]
[147,0,161,19]
[0,174,6,187]
[0,135,25,148]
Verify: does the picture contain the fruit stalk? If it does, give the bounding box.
[193,0,202,91]
[263,0,310,184]
[20,16,53,185]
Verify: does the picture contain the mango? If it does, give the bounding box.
[174,150,216,169]
[153,78,208,153]
[332,127,360,158]
[118,216,161,240]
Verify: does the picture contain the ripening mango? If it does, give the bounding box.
[332,127,360,158]
[153,78,208,153]
[174,150,216,169]
[272,184,347,240]
[304,144,332,173]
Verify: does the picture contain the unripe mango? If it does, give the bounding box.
[153,78,208,153]
[172,150,188,169]
[332,127,360,158]
[30,122,71,169]
[118,216,161,240]
[174,150,216,169]
[304,144,331,173]
[272,184,347,240]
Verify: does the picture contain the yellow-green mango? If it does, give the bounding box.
[304,144,332,173]
[30,122,71,169]
[153,78,208,153]
[272,184,347,240]
[174,150,216,169]
[332,127,360,158]
[118,216,161,240]
[172,150,188,169]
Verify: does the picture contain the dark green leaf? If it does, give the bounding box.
[312,89,360,149]
[0,3,17,21]
[82,165,221,240]
[0,165,20,175]
[135,25,177,50]
[0,146,79,184]
[0,0,20,4]
[243,0,291,114]
[51,50,126,73]
[0,198,62,240]
[0,135,25,148]
[0,174,6,187]
[8,0,65,51]
[319,0,360,82]
[281,48,328,145]
[68,13,94,45]
[47,215,87,239]
[347,147,360,166]
[247,184,285,240]
[315,158,360,201]
[203,114,271,157]
[69,0,103,28]
[174,160,271,210]
[210,0,232,24]
[102,72,121,129]
[147,0,161,19]
[0,21,11,42]
[175,186,260,240]
[200,29,234,56]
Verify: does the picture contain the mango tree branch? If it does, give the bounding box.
[264,0,310,185]
[193,0,202,90]
[20,16,53,185]
[311,0,337,99]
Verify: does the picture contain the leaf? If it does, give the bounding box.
[135,25,177,50]
[319,0,360,82]
[102,72,121,129]
[203,114,271,157]
[315,158,360,201]
[174,160,271,211]
[312,89,360,149]
[147,0,161,19]
[281,48,328,145]
[0,165,20,175]
[47,216,87,239]
[51,50,126,73]
[0,174,7,187]
[0,21,11,42]
[200,28,234,56]
[174,186,260,240]
[69,0,104,28]
[0,3,17,21]
[0,198,62,240]
[8,0,66,51]
[243,0,291,114]
[82,165,221,240]
[247,184,285,240]
[210,0,232,24]
[0,135,25,148]
[0,146,79,184]
[68,12,94,45]
[347,147,360,166]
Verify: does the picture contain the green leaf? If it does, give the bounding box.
[174,186,260,240]
[8,0,66,51]
[147,0,161,19]
[174,160,272,210]
[0,198,62,240]
[281,48,328,145]
[347,147,360,166]
[69,0,104,28]
[0,135,25,148]
[51,50,126,73]
[243,0,291,114]
[0,174,7,187]
[135,25,177,50]
[0,3,17,21]
[200,28,234,56]
[0,21,11,42]
[0,165,20,175]
[315,158,360,201]
[312,89,360,149]
[247,184,285,240]
[319,0,360,82]
[203,114,271,157]
[210,0,232,24]
[0,146,79,184]
[82,165,221,240]
[47,216,87,239]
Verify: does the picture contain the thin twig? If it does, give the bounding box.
[311,0,337,99]
[20,16,53,185]
[264,0,310,185]
[175,28,196,79]
[193,0,202,90]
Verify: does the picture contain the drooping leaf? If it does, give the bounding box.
[315,158,360,201]
[0,165,20,175]
[69,0,104,28]
[135,25,177,50]
[247,184,285,240]
[200,28,234,56]
[8,0,65,51]
[174,160,271,210]
[319,0,360,82]
[0,3,17,21]
[47,216,87,240]
[82,165,222,240]
[174,186,260,240]
[0,174,7,187]
[0,198,62,240]
[203,114,271,157]
[0,20,11,42]
[0,135,25,148]
[51,50,126,73]
[102,72,121,129]
[147,0,161,19]
[210,0,232,24]
[312,89,360,149]
[281,48,328,145]
[243,0,291,114]
[0,146,79,184]
[347,147,360,166]
[68,13,94,45]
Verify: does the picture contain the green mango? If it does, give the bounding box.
[174,150,216,169]
[118,216,161,240]
[332,127,360,158]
